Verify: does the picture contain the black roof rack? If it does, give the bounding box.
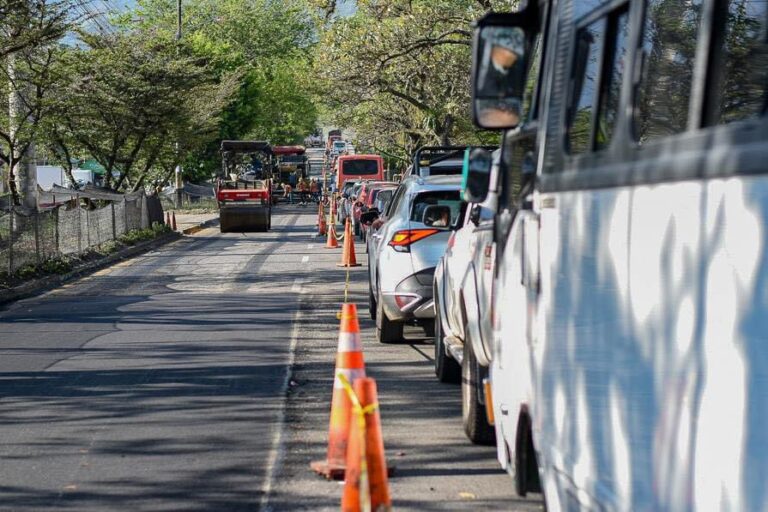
[220,140,272,154]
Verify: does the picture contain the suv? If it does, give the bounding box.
[433,149,499,444]
[405,146,497,178]
[367,175,463,343]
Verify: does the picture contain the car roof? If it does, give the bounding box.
[403,174,462,191]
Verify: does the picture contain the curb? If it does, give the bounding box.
[0,232,182,308]
[181,217,220,235]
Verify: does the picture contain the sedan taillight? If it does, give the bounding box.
[388,229,439,252]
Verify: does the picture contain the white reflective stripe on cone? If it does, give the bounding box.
[337,332,363,353]
[334,368,365,389]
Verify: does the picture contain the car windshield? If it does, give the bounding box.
[342,159,379,176]
[410,190,462,225]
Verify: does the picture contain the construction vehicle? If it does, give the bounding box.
[217,140,274,232]
[272,145,307,186]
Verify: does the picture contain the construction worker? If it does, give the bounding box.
[297,179,309,206]
[310,178,319,202]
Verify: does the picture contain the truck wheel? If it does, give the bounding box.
[376,289,403,343]
[462,340,495,445]
[434,304,460,383]
[369,283,377,321]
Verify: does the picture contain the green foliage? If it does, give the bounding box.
[314,0,512,165]
[41,258,72,274]
[41,28,238,192]
[127,0,320,181]
[118,224,170,245]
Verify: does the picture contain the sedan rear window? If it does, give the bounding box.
[410,190,462,225]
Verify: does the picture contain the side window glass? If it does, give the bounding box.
[523,34,543,119]
[568,19,606,154]
[502,136,535,208]
[596,10,630,149]
[714,0,768,123]
[385,186,405,217]
[636,0,703,141]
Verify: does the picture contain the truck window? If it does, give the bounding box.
[635,0,703,142]
[712,0,768,124]
[523,34,544,119]
[342,160,379,175]
[567,6,629,154]
[596,8,629,149]
[568,19,605,154]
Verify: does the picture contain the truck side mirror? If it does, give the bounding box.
[462,148,492,203]
[469,204,482,226]
[471,8,538,130]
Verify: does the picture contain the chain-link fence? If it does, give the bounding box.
[0,193,155,275]
[161,183,218,211]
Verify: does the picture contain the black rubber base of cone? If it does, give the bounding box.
[310,459,346,480]
[310,459,396,480]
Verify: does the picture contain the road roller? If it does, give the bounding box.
[217,141,274,233]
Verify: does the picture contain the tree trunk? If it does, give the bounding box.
[438,114,454,146]
[8,53,37,209]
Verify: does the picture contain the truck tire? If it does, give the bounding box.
[369,284,377,321]
[434,303,460,383]
[462,340,495,445]
[376,289,403,343]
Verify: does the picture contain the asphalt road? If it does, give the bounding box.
[0,206,543,511]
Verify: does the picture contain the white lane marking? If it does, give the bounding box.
[291,278,305,293]
[258,301,302,512]
[307,244,313,250]
[301,256,309,263]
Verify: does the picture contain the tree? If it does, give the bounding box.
[0,0,81,205]
[125,0,320,181]
[314,0,510,164]
[42,28,238,191]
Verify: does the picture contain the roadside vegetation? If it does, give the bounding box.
[0,221,171,289]
[311,0,511,164]
[1,0,318,206]
[1,0,513,205]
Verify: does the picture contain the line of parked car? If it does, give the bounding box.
[336,146,505,450]
[336,0,768,506]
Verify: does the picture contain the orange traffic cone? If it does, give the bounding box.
[326,222,340,249]
[171,211,177,231]
[311,303,367,480]
[338,218,361,267]
[341,377,392,512]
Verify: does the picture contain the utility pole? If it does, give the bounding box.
[174,0,183,208]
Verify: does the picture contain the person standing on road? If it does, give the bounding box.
[310,179,319,202]
[284,182,293,204]
[297,179,308,206]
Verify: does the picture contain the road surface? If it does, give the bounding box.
[0,206,542,511]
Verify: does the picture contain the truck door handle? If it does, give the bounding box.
[500,405,509,416]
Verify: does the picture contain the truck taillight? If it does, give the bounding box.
[388,229,439,252]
